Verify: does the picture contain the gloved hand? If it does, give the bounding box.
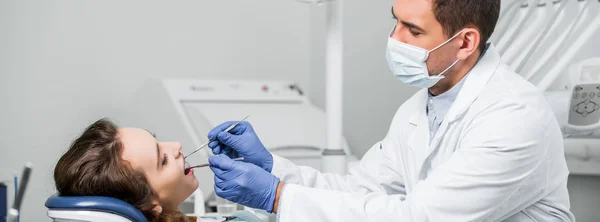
[207,121,274,172]
[209,155,280,213]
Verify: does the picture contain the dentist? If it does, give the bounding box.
[207,0,575,221]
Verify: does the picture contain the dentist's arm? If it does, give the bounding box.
[207,121,400,194]
[271,100,558,222]
[270,143,390,193]
[213,100,559,222]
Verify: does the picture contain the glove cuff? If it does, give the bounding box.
[265,176,280,213]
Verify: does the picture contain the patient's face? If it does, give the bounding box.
[119,128,199,211]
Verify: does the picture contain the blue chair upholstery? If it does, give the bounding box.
[45,195,147,222]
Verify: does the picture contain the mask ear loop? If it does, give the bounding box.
[429,29,466,52]
[436,59,461,77]
[430,29,466,77]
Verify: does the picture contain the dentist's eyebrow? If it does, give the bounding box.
[401,21,426,33]
[391,6,426,34]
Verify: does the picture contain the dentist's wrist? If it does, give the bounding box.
[272,181,284,213]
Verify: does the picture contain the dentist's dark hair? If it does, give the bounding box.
[53,118,193,222]
[432,0,501,53]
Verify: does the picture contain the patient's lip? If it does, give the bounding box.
[184,166,194,176]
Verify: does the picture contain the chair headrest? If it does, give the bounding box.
[45,195,147,222]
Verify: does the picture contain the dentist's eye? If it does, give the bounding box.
[162,153,168,165]
[410,29,421,37]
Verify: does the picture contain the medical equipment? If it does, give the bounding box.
[116,79,357,216]
[185,116,251,159]
[7,163,31,222]
[0,170,18,222]
[493,0,584,75]
[540,58,600,175]
[307,0,347,175]
[186,157,245,172]
[523,2,584,78]
[489,0,524,44]
[521,0,598,88]
[1,183,6,221]
[536,1,600,91]
[496,0,537,53]
[503,0,562,70]
[562,59,600,134]
[216,195,236,215]
[566,83,600,132]
[46,195,262,222]
[46,195,148,222]
[493,0,600,175]
[515,0,574,73]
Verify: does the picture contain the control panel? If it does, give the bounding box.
[568,83,600,126]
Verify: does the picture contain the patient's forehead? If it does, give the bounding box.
[118,128,157,173]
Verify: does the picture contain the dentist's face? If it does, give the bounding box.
[119,128,199,211]
[390,0,462,78]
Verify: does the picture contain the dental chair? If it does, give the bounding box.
[45,195,147,222]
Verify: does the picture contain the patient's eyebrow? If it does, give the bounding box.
[156,142,160,170]
[142,129,160,169]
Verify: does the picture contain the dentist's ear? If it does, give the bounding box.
[456,26,481,60]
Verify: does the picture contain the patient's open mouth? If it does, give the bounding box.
[184,161,190,175]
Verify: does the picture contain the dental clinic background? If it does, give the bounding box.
[1,0,599,221]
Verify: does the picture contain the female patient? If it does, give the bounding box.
[54,118,200,222]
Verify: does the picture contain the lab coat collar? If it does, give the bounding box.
[408,44,500,126]
[408,90,429,126]
[427,43,499,152]
[407,90,430,152]
[406,44,501,161]
[444,43,500,123]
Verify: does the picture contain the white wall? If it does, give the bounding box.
[0,1,312,221]
[308,1,418,158]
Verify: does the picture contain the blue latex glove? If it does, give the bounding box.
[209,155,280,213]
[207,121,274,172]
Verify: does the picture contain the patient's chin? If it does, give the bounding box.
[190,179,199,191]
[183,178,199,198]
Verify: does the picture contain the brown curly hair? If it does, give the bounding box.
[54,118,196,222]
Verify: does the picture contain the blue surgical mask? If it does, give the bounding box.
[386,27,464,88]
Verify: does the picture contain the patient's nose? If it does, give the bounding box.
[165,142,183,157]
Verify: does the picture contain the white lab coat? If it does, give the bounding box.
[271,45,575,222]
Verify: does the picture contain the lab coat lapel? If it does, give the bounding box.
[407,90,430,172]
[428,44,502,153]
